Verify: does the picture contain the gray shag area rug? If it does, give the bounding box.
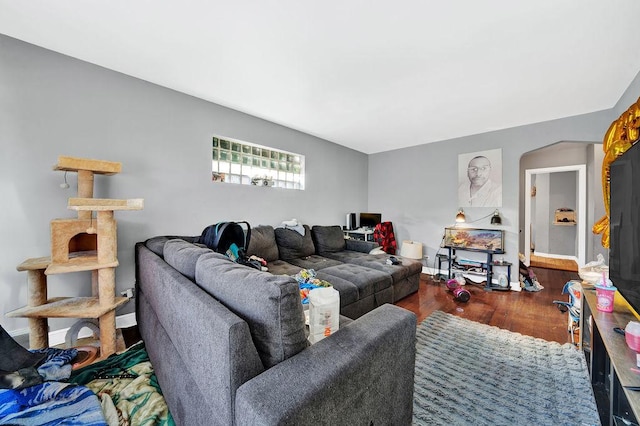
[413,311,600,426]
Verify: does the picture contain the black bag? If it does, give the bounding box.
[199,221,252,261]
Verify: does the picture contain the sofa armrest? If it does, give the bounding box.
[235,304,416,426]
[345,238,379,253]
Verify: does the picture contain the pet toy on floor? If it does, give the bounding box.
[446,276,471,302]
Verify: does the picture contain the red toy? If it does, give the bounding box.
[446,278,471,302]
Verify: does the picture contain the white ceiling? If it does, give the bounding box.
[2,1,640,154]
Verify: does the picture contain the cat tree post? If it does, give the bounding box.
[8,156,142,359]
[16,257,51,348]
[77,169,94,221]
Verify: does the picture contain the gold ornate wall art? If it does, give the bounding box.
[593,96,640,247]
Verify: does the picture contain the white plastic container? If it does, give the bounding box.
[498,273,509,288]
[308,287,340,344]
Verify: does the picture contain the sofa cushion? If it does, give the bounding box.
[319,263,393,299]
[313,272,359,307]
[286,255,342,271]
[311,225,346,253]
[266,260,302,276]
[195,253,308,369]
[145,235,199,257]
[349,256,423,283]
[320,250,372,265]
[274,225,315,260]
[163,239,221,281]
[246,225,280,262]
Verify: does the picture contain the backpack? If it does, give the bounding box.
[199,221,252,261]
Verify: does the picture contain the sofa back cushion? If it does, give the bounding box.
[274,225,315,260]
[144,235,200,257]
[195,253,308,369]
[246,225,280,262]
[163,239,223,281]
[311,225,347,253]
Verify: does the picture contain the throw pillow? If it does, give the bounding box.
[311,225,347,253]
[274,225,315,260]
[246,225,280,262]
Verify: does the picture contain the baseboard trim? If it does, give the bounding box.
[8,327,31,338]
[532,251,578,262]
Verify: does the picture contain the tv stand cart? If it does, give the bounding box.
[442,246,511,291]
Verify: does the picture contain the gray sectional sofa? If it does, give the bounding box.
[248,224,422,319]
[135,234,417,425]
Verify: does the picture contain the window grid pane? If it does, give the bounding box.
[212,136,304,190]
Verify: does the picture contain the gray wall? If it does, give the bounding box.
[533,174,550,253]
[0,35,368,333]
[369,114,615,270]
[588,144,607,262]
[548,171,577,256]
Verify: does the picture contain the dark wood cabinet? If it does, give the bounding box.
[581,284,640,425]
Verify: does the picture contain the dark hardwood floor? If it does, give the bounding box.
[395,267,581,344]
[121,266,579,348]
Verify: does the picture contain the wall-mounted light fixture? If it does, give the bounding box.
[455,209,466,223]
[490,210,502,225]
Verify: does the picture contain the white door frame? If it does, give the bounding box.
[524,164,586,266]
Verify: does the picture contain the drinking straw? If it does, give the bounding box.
[602,271,609,287]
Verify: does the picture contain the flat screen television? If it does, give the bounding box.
[359,213,382,229]
[609,140,640,315]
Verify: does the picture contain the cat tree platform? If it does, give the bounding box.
[9,156,143,359]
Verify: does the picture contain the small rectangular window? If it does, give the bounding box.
[211,135,305,189]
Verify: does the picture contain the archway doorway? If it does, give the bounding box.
[518,141,605,271]
[524,164,586,268]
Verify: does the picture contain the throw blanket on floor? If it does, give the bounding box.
[0,347,107,425]
[0,382,107,425]
[70,342,174,426]
[413,311,600,426]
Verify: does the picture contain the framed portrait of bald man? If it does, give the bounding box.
[458,148,502,207]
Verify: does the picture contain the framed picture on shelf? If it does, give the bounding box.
[444,227,504,253]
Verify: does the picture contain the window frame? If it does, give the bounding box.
[211,135,305,190]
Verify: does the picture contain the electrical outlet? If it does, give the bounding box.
[121,288,135,298]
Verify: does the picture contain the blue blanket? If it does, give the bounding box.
[0,348,106,425]
[0,382,106,425]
